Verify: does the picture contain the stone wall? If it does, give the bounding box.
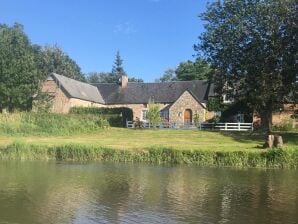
[69,98,104,109]
[272,104,297,125]
[41,80,70,113]
[106,103,170,121]
[41,80,104,113]
[169,91,206,123]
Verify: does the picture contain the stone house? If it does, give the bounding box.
[41,73,215,124]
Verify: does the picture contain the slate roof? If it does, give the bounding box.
[49,73,105,104]
[95,80,215,104]
[48,73,215,105]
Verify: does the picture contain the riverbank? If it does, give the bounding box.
[0,129,297,168]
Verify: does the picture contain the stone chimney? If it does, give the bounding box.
[121,75,128,88]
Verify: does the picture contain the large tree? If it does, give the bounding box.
[86,72,114,83]
[176,58,213,81]
[35,45,85,81]
[197,0,297,131]
[111,51,127,80]
[155,68,177,82]
[0,23,41,112]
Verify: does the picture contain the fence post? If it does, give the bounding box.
[225,123,227,130]
[238,123,240,131]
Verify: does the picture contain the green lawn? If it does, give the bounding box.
[1,128,297,152]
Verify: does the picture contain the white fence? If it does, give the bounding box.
[200,123,253,131]
[126,121,253,131]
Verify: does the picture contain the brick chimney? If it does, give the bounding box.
[121,75,128,88]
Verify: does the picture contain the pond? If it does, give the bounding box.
[0,162,297,224]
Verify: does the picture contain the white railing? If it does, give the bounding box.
[200,123,253,131]
[126,121,253,131]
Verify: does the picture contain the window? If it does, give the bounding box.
[223,94,234,104]
[160,110,169,121]
[236,113,244,123]
[141,109,148,121]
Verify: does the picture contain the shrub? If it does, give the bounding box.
[0,112,108,136]
[146,99,161,128]
[69,107,133,127]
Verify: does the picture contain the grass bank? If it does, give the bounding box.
[0,113,297,168]
[0,112,108,136]
[0,141,297,168]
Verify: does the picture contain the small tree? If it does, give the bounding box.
[146,99,161,128]
[193,114,202,127]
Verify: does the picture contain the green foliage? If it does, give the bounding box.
[86,52,142,83]
[32,92,54,113]
[207,97,221,111]
[209,115,220,124]
[111,50,127,81]
[0,112,108,136]
[176,58,213,81]
[193,114,201,127]
[86,72,114,83]
[155,68,177,82]
[197,0,297,131]
[146,100,161,127]
[128,77,143,83]
[35,45,85,81]
[0,23,41,111]
[0,23,86,112]
[69,107,133,127]
[1,141,297,168]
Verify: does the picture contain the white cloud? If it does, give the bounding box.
[113,22,137,35]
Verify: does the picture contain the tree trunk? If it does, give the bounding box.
[274,135,283,148]
[264,135,275,148]
[260,110,273,134]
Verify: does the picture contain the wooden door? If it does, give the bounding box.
[184,109,192,124]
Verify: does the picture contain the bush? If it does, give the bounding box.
[146,100,161,128]
[69,107,133,127]
[0,112,108,136]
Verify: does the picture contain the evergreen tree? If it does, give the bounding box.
[111,51,127,81]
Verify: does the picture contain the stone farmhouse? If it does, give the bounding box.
[41,73,215,124]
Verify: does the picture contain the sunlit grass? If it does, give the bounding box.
[1,128,297,152]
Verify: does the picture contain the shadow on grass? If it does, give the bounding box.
[215,131,298,147]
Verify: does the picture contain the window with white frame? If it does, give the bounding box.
[141,109,148,121]
[223,94,234,104]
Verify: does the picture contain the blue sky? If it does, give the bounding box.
[0,0,211,82]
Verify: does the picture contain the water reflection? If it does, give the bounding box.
[0,162,297,224]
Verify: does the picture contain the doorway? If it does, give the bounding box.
[184,109,192,124]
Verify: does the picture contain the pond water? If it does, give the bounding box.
[0,162,297,224]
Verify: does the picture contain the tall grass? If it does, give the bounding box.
[1,142,297,168]
[0,112,109,136]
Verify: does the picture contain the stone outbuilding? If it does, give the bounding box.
[41,73,215,123]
